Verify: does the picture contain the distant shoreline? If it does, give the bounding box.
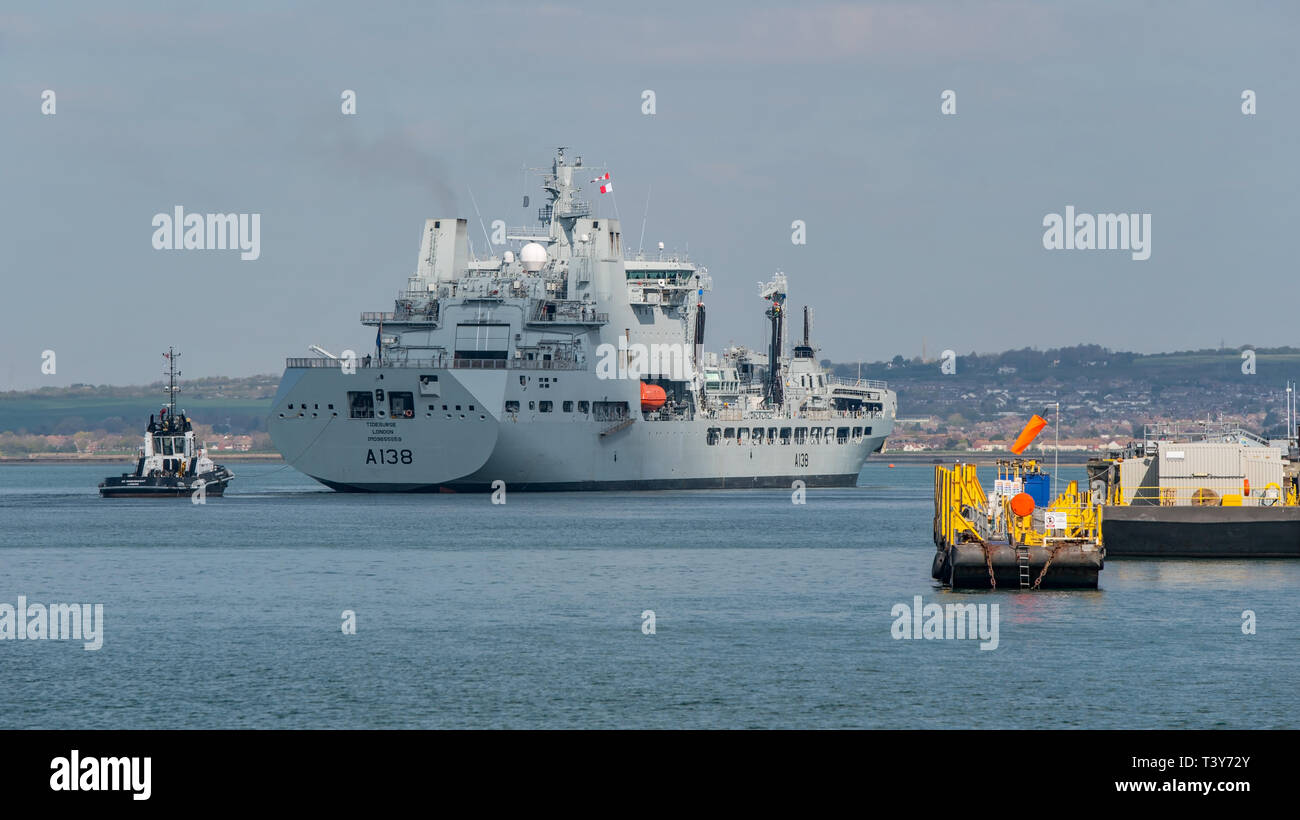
[869,451,1095,466]
[0,453,284,464]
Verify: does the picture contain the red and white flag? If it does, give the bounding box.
[599,182,613,194]
[589,172,610,182]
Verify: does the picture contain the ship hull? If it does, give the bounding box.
[99,468,234,498]
[269,365,893,492]
[1102,505,1300,557]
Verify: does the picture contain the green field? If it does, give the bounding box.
[0,396,271,435]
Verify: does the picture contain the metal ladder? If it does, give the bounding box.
[1016,546,1031,589]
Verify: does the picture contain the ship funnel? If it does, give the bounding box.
[793,306,814,359]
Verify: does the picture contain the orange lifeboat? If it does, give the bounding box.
[640,382,667,411]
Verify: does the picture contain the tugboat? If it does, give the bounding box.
[98,349,235,498]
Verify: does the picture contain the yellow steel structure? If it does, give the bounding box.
[934,460,1102,548]
[933,463,986,547]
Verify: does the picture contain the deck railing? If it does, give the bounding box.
[285,356,582,371]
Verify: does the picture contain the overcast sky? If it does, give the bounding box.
[2,1,1297,389]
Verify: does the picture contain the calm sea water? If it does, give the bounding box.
[1,461,1295,729]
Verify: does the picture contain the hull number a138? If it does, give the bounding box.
[367,449,413,465]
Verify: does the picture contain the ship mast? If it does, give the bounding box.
[758,273,788,408]
[163,347,181,415]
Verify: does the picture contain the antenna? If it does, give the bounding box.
[467,186,494,258]
[638,184,652,256]
[1053,401,1060,501]
[162,347,181,414]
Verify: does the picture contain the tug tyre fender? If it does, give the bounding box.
[931,550,948,580]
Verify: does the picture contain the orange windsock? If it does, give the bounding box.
[1010,415,1048,454]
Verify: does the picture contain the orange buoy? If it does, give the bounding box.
[640,382,667,411]
[1009,492,1036,517]
[888,463,895,468]
[1244,478,1250,497]
[1010,415,1048,454]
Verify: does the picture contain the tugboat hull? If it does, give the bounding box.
[99,468,234,499]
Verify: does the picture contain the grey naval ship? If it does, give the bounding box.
[268,148,896,491]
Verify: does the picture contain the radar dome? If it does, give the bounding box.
[503,250,515,264]
[520,242,548,272]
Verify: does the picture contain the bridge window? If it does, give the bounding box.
[506,401,520,413]
[348,391,375,419]
[707,428,720,445]
[794,428,807,444]
[724,427,735,440]
[454,323,510,360]
[811,427,822,444]
[837,427,850,443]
[852,427,862,440]
[825,426,835,444]
[578,401,590,414]
[563,401,574,412]
[539,401,553,413]
[780,427,792,444]
[767,427,777,444]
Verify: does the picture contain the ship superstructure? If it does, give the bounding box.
[268,148,896,491]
